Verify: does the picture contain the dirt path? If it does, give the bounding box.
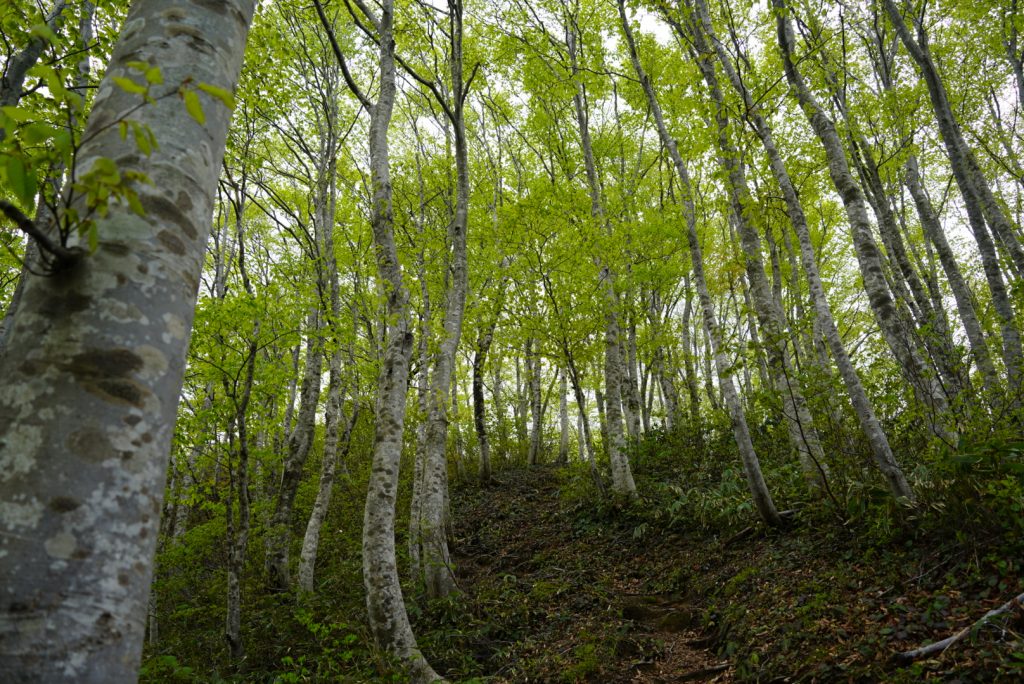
[452,466,731,683]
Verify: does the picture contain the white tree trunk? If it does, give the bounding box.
[700,0,912,499]
[619,0,778,524]
[773,0,956,447]
[0,0,256,678]
[314,0,444,677]
[685,7,829,492]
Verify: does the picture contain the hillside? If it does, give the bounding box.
[143,437,1024,682]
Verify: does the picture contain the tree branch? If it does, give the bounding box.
[0,199,83,269]
[312,0,373,109]
[893,591,1024,665]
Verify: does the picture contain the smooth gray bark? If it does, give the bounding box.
[702,0,913,499]
[882,0,1024,394]
[314,0,443,677]
[0,0,257,679]
[567,10,636,496]
[683,1,829,492]
[619,0,779,524]
[265,310,323,591]
[773,0,955,446]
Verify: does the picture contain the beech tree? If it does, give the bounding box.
[5,0,1024,680]
[0,0,257,678]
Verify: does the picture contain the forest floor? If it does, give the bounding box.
[443,464,1024,683]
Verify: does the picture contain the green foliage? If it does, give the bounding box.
[912,438,1024,542]
[138,655,200,683]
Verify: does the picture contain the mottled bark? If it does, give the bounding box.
[882,0,1024,394]
[265,310,323,591]
[314,0,443,676]
[413,0,473,597]
[474,332,495,483]
[492,358,508,459]
[298,394,358,594]
[676,283,701,425]
[567,11,635,495]
[702,0,912,499]
[619,0,779,524]
[514,353,528,459]
[226,325,258,662]
[623,315,644,439]
[526,339,543,466]
[847,131,964,399]
[0,1,68,114]
[683,0,828,491]
[773,0,955,446]
[0,1,88,357]
[0,0,256,679]
[904,155,1000,397]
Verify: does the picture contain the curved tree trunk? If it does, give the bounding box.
[619,0,779,524]
[882,0,1023,396]
[314,0,443,678]
[773,0,956,447]
[410,15,477,593]
[567,11,636,496]
[699,0,913,499]
[682,1,829,492]
[265,309,323,591]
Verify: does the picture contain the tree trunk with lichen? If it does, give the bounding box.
[619,0,778,524]
[0,0,256,679]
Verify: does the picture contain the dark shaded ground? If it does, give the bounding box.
[452,465,728,683]
[447,465,1024,682]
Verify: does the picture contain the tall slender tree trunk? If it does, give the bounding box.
[226,326,258,662]
[621,313,644,440]
[315,0,443,678]
[413,0,472,600]
[904,154,1000,396]
[619,0,779,524]
[527,339,543,466]
[265,309,323,591]
[567,11,636,496]
[0,0,256,678]
[558,369,570,464]
[698,0,913,499]
[297,393,358,593]
[682,0,828,492]
[773,0,956,446]
[882,0,1024,395]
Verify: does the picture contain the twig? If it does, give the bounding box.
[893,590,1024,665]
[0,199,83,270]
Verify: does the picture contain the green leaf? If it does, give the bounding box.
[2,155,37,207]
[198,83,235,110]
[125,190,145,216]
[183,89,205,125]
[29,23,58,44]
[145,66,164,85]
[22,123,56,144]
[113,76,148,96]
[0,106,33,123]
[130,122,152,155]
[87,221,99,252]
